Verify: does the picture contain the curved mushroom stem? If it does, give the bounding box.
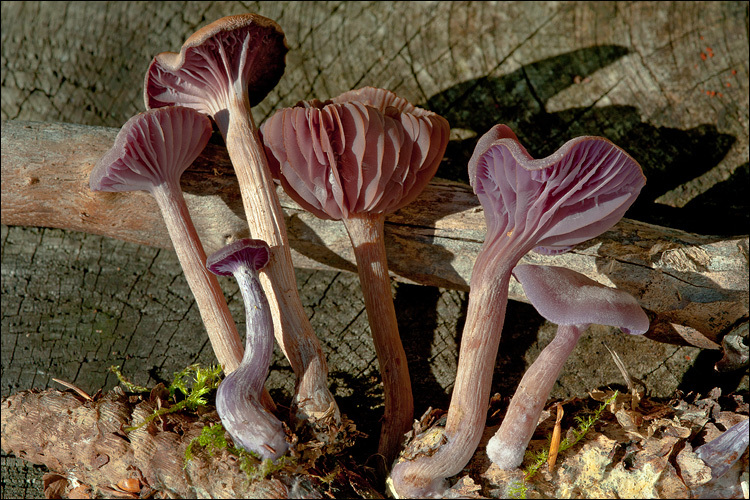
[343,212,413,464]
[151,180,277,412]
[390,253,512,498]
[151,180,244,373]
[216,259,288,460]
[233,265,276,396]
[221,93,338,423]
[487,323,584,470]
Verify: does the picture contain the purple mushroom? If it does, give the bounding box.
[89,106,245,374]
[390,124,646,498]
[144,14,338,423]
[694,417,749,479]
[487,264,649,470]
[207,238,288,460]
[260,86,449,462]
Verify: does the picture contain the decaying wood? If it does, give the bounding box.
[2,120,748,350]
[0,388,376,499]
[3,386,747,500]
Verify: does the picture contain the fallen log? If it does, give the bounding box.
[2,385,747,500]
[2,120,748,350]
[0,387,376,499]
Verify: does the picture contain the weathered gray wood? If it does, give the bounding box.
[2,2,748,497]
[2,119,748,350]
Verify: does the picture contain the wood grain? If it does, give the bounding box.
[1,2,748,496]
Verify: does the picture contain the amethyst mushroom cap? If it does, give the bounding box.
[261,86,449,462]
[389,124,646,498]
[261,86,450,220]
[144,14,339,423]
[694,417,749,480]
[487,264,649,470]
[89,106,246,374]
[207,238,288,460]
[144,13,288,134]
[510,265,649,334]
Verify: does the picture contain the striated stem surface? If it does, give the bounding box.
[217,263,288,460]
[152,181,244,373]
[344,212,413,464]
[233,266,276,396]
[391,249,512,497]
[151,181,276,412]
[487,323,583,469]
[222,94,338,421]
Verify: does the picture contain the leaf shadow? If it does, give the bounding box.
[423,44,741,236]
[394,284,453,416]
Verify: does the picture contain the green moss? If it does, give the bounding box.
[109,365,149,393]
[185,422,229,462]
[168,363,223,410]
[508,391,619,499]
[185,422,297,485]
[240,453,296,483]
[124,363,222,432]
[120,363,299,485]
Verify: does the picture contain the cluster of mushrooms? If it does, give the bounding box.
[90,13,654,498]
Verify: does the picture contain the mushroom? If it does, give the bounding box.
[260,87,449,461]
[144,14,338,422]
[694,417,749,480]
[89,106,246,374]
[206,238,288,460]
[487,264,649,470]
[389,124,646,498]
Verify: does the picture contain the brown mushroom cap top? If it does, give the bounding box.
[89,106,212,193]
[144,13,288,113]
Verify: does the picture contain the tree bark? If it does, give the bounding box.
[0,388,375,499]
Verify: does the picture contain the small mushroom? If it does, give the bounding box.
[260,86,449,461]
[207,238,288,460]
[144,14,338,422]
[486,264,649,470]
[89,106,245,374]
[390,124,646,498]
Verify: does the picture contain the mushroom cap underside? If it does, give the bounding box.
[468,124,646,255]
[206,238,271,276]
[260,87,449,220]
[90,106,212,192]
[513,264,649,334]
[144,13,288,111]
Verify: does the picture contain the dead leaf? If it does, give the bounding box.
[675,443,713,488]
[42,473,68,499]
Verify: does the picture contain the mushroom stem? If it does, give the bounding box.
[210,241,288,460]
[343,212,413,464]
[153,178,277,412]
[221,94,337,421]
[89,106,277,411]
[391,124,646,497]
[152,180,244,373]
[486,323,583,470]
[486,263,649,470]
[232,263,276,396]
[390,252,513,497]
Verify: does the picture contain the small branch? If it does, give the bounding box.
[2,120,747,349]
